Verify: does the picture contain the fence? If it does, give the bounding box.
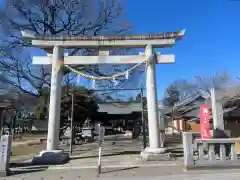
[183,132,240,169]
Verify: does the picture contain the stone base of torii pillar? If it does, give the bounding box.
[141,147,168,161]
[141,128,169,161]
[31,150,69,165]
[141,133,169,161]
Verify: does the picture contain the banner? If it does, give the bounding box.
[200,104,212,139]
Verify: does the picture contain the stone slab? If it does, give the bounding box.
[0,170,9,177]
[32,150,69,165]
[185,164,240,171]
[140,148,170,161]
[140,152,171,161]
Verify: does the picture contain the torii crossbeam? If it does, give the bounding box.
[22,30,185,164]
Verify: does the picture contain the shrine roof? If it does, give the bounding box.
[97,102,142,114]
[0,102,11,108]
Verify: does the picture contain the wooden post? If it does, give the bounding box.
[98,146,102,174]
[69,92,74,156]
[141,88,147,149]
[0,109,4,138]
[98,124,105,174]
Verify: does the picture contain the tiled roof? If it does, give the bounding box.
[174,91,208,108]
[0,102,11,108]
[188,107,238,122]
[163,87,240,121]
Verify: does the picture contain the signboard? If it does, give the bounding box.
[200,104,212,139]
[98,124,105,147]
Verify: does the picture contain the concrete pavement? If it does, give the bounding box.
[6,134,183,179]
[60,134,182,168]
[6,134,240,179]
[4,165,240,180]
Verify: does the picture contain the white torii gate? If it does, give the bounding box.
[22,30,185,163]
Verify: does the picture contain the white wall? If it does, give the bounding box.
[98,103,142,114]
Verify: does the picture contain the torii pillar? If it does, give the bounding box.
[140,45,167,160]
[21,30,185,164]
[46,46,64,151]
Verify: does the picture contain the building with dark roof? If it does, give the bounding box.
[162,88,240,137]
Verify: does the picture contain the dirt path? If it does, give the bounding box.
[11,137,46,163]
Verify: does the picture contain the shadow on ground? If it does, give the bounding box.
[9,162,49,176]
[71,150,141,160]
[100,166,139,174]
[167,148,184,158]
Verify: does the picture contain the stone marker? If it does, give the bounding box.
[0,135,12,176]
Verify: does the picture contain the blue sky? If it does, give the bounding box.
[128,0,240,97]
[1,0,240,99]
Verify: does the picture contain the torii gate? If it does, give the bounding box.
[21,30,185,163]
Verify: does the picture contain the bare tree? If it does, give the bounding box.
[162,72,233,123]
[165,72,231,102]
[195,72,230,92]
[162,83,180,133]
[169,79,198,101]
[0,0,142,99]
[0,78,10,95]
